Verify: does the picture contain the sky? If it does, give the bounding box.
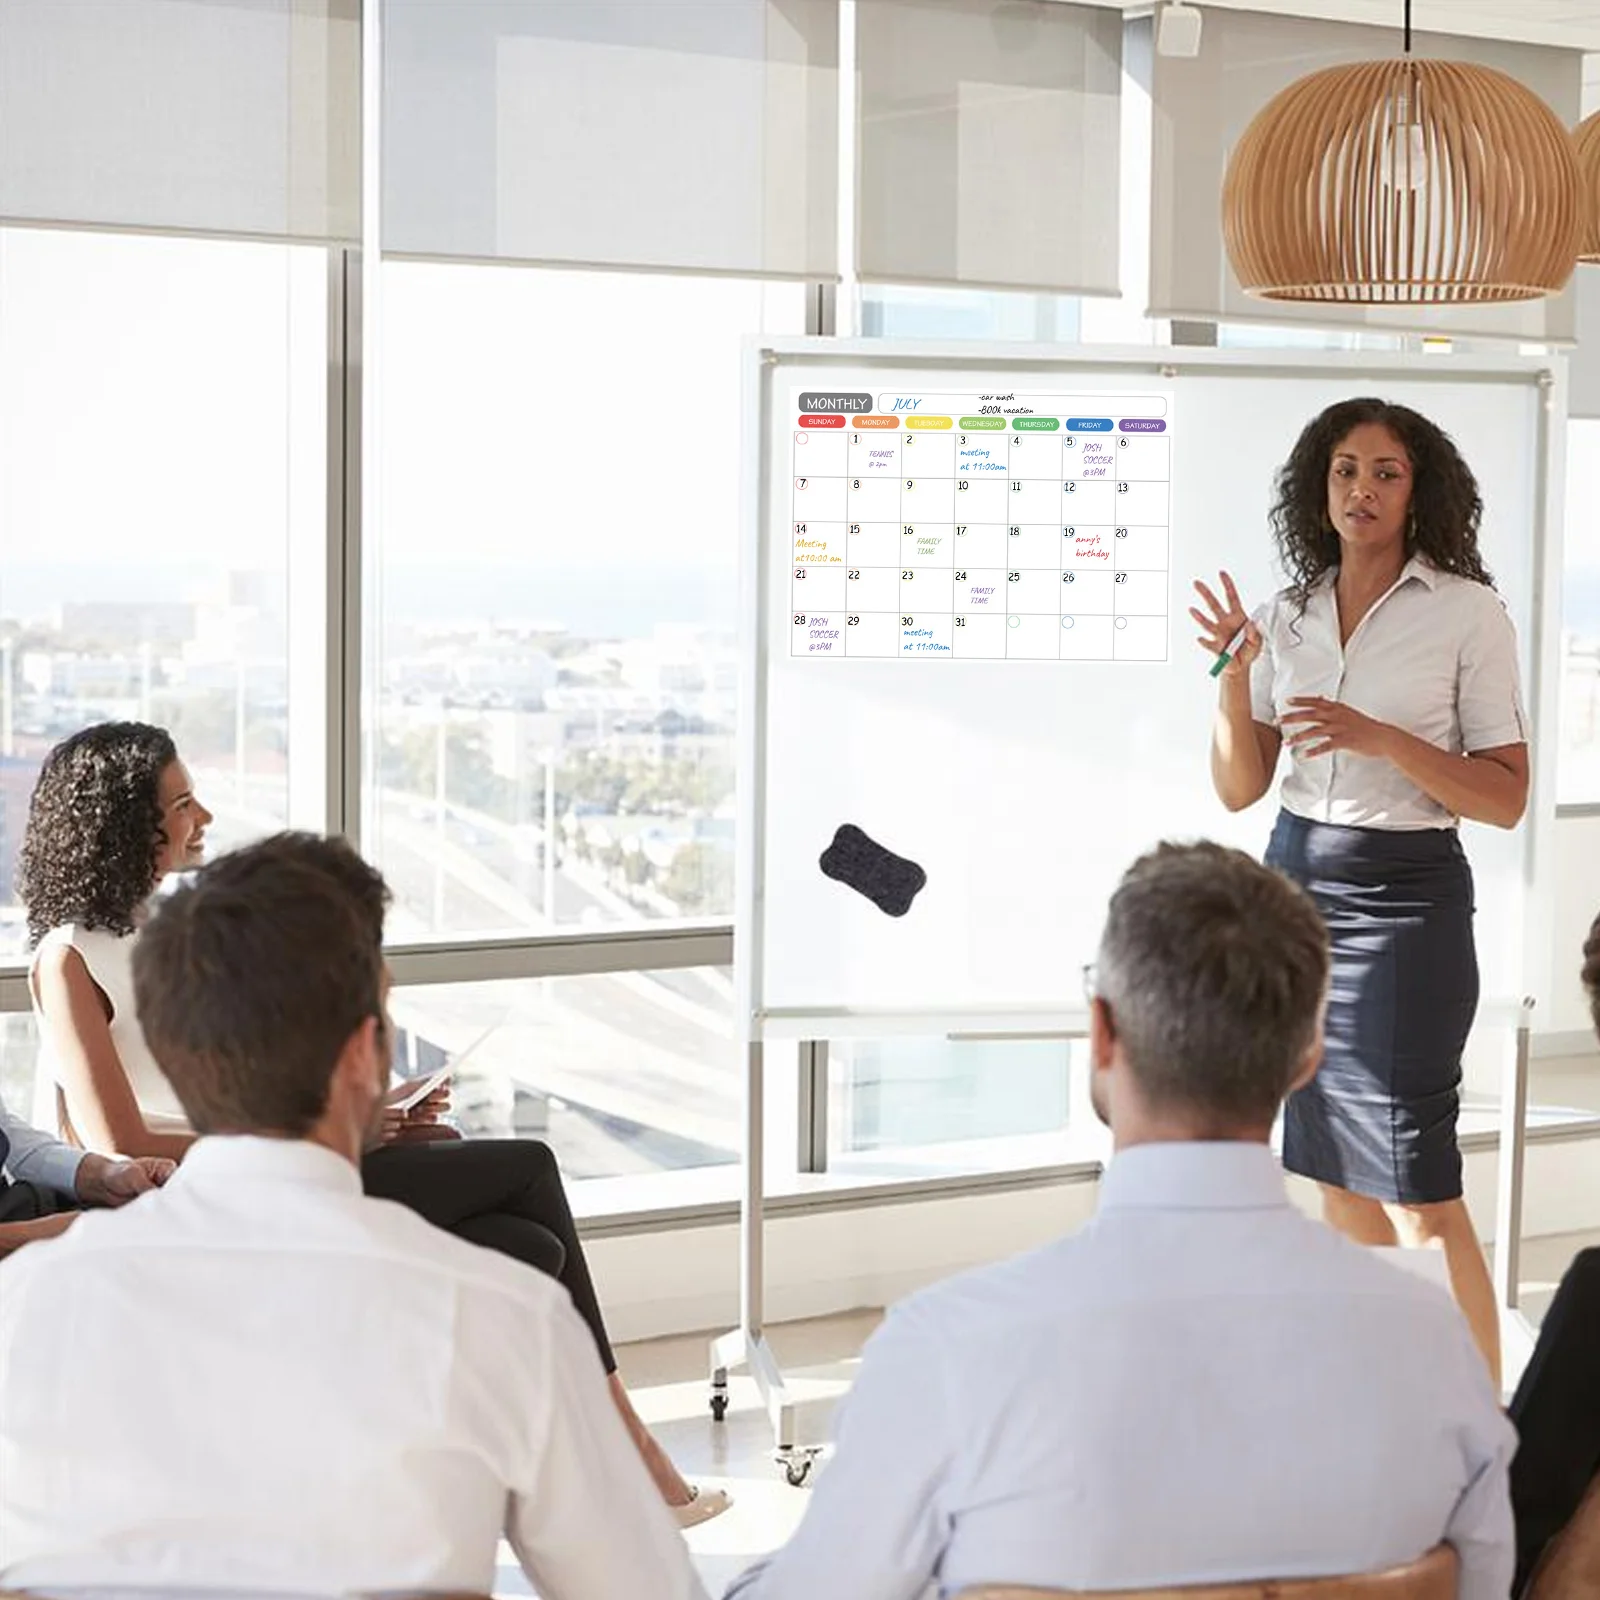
[0,229,805,635]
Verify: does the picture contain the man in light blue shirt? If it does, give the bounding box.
[0,1091,171,1253]
[727,841,1514,1600]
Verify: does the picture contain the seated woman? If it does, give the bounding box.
[19,720,728,1529]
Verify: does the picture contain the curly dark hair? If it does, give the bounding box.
[17,721,178,946]
[1270,398,1493,609]
[1584,910,1600,1041]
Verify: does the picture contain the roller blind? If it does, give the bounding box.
[381,0,838,279]
[1151,8,1582,342]
[857,0,1122,295]
[0,0,359,243]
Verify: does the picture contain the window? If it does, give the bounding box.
[0,1013,46,1133]
[861,284,1081,343]
[388,967,737,1188]
[0,226,327,961]
[1215,322,1404,353]
[367,264,806,940]
[827,1036,1087,1177]
[1560,418,1600,806]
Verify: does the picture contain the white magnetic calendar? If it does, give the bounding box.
[789,387,1171,660]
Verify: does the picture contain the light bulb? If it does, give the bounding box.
[1381,120,1429,192]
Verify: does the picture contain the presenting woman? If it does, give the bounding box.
[18,720,728,1527]
[1192,398,1529,1386]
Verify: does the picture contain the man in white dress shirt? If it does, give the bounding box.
[0,1093,171,1254]
[726,841,1515,1600]
[0,831,706,1600]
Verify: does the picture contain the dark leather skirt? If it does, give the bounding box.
[1266,809,1477,1205]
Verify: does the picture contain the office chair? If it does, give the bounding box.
[956,1541,1456,1600]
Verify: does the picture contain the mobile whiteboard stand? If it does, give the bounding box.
[707,342,802,1478]
[713,338,1562,1478]
[1493,996,1539,1386]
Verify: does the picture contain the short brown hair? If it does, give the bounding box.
[133,833,392,1137]
[1097,841,1330,1128]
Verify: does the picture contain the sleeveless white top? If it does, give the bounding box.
[31,923,189,1126]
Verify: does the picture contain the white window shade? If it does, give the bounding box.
[1574,271,1600,418]
[0,0,359,244]
[1151,9,1582,343]
[381,0,838,280]
[857,0,1121,295]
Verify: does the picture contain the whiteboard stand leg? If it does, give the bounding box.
[707,1037,822,1484]
[1493,999,1538,1390]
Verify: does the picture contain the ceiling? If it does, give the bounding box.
[1118,1,1600,51]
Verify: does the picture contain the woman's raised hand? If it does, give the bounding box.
[1189,570,1261,681]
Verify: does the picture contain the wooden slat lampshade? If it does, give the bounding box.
[1576,110,1600,263]
[1223,59,1582,302]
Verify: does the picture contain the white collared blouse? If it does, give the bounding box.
[1248,556,1528,830]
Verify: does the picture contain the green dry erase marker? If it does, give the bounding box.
[1209,622,1250,678]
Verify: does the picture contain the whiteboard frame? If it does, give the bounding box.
[739,337,1565,1043]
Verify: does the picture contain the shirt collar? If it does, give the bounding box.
[172,1134,364,1196]
[1315,554,1437,598]
[1098,1141,1291,1213]
[1399,554,1438,589]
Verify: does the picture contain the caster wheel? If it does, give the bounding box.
[709,1391,729,1423]
[783,1458,813,1488]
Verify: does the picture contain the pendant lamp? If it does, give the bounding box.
[1575,111,1600,264]
[1222,0,1581,303]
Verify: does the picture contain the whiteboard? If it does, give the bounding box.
[742,342,1556,1027]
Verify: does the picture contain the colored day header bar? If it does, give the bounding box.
[875,392,1167,419]
[852,415,900,429]
[905,415,953,430]
[797,414,845,428]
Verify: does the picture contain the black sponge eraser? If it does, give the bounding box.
[819,824,927,918]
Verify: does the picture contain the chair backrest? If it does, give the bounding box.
[0,1591,491,1600]
[1525,1471,1600,1600]
[956,1542,1458,1600]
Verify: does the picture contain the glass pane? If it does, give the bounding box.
[0,1012,46,1133]
[0,227,327,961]
[388,968,737,1181]
[1215,322,1404,352]
[367,264,805,940]
[862,282,1080,342]
[1559,418,1600,805]
[829,1036,1073,1155]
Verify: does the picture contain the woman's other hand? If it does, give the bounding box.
[1280,697,1396,762]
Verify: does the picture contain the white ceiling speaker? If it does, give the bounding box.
[1156,2,1203,59]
